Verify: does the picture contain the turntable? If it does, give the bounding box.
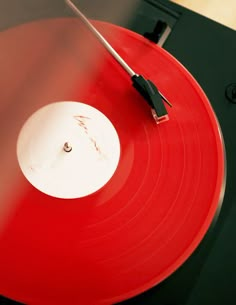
[0,1,235,305]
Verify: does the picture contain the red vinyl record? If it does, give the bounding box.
[0,18,225,305]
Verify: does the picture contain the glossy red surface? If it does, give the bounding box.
[0,18,225,305]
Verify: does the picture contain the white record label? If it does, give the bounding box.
[16,102,120,199]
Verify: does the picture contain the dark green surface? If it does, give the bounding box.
[187,202,236,305]
[0,1,235,305]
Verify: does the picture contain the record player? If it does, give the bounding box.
[0,1,235,305]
